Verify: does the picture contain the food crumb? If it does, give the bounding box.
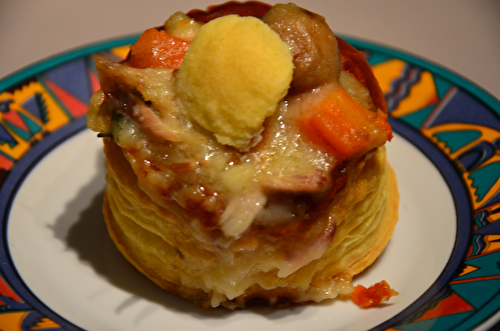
[351,280,398,308]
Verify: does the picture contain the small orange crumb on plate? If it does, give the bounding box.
[352,280,398,308]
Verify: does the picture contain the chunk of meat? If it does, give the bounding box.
[260,170,330,193]
[94,56,180,142]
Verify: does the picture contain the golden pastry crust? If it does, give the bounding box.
[102,137,398,309]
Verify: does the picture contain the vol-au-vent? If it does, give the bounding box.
[86,1,399,309]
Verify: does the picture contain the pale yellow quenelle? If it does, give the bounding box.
[176,15,293,150]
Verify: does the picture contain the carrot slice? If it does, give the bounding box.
[129,28,191,69]
[351,280,398,308]
[299,86,392,161]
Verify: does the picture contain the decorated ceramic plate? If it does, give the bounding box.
[1,32,500,331]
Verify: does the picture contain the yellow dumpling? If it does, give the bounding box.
[175,15,293,150]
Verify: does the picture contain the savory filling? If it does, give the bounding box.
[87,3,393,306]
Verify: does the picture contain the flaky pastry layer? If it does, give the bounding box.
[102,138,398,309]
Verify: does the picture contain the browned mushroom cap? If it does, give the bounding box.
[262,3,341,93]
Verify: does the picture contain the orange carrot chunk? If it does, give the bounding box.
[300,87,392,161]
[351,280,398,308]
[129,28,191,69]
